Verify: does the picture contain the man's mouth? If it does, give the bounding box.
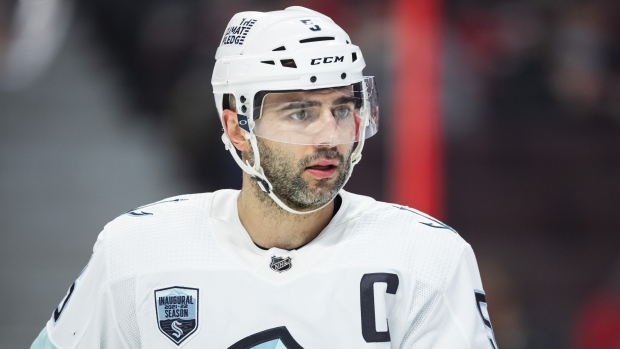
[305,160,339,179]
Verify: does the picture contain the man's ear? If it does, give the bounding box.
[222,109,250,152]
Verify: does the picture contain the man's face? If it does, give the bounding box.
[253,139,353,210]
[247,87,358,210]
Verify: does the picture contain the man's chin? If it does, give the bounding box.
[282,189,338,211]
[306,177,341,194]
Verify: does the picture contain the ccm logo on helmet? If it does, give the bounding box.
[311,56,345,65]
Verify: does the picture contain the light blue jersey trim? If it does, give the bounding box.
[250,339,289,349]
[31,328,58,349]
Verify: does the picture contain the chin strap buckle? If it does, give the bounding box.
[251,176,271,194]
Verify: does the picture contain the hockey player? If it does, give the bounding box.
[32,6,498,348]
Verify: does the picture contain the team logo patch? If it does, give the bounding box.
[270,256,292,273]
[155,287,199,345]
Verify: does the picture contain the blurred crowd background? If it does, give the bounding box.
[1,0,619,348]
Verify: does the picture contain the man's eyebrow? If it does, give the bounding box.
[333,96,357,105]
[277,100,321,112]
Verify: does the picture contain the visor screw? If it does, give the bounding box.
[341,73,347,79]
[240,96,246,103]
[241,105,247,113]
[310,76,317,83]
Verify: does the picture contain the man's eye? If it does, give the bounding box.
[333,106,353,119]
[289,109,310,121]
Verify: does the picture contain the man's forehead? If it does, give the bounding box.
[265,86,354,104]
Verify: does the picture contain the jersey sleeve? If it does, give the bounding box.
[406,245,498,349]
[33,229,127,349]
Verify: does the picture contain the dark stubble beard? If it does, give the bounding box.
[249,139,353,211]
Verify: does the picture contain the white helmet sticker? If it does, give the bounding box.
[221,18,257,46]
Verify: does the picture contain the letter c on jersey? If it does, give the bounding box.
[360,273,399,343]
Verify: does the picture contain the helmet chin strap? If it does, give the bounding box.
[221,114,368,215]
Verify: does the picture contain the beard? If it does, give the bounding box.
[250,139,353,211]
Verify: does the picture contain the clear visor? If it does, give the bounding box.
[252,77,379,145]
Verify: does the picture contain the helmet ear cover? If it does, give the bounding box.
[222,93,234,112]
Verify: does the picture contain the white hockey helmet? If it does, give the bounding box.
[212,6,379,214]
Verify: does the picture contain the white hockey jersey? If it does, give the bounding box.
[33,189,497,348]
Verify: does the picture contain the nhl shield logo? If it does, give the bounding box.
[155,286,199,345]
[270,256,292,273]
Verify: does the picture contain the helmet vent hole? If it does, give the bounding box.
[352,52,358,62]
[272,46,286,51]
[280,59,297,68]
[299,36,335,43]
[346,40,350,44]
[261,60,276,65]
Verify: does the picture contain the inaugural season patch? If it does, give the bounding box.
[155,287,199,345]
[270,256,292,273]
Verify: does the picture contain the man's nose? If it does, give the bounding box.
[310,108,340,146]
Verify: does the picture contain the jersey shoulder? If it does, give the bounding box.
[352,194,464,244]
[116,192,213,220]
[343,193,470,288]
[102,191,222,232]
[96,190,234,280]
